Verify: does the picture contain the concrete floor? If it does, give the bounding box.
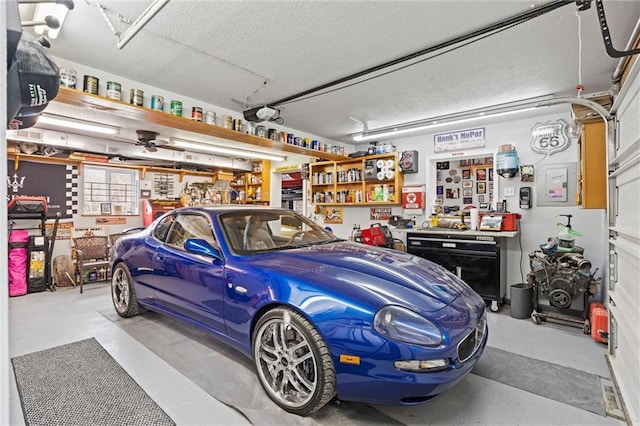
[8,283,627,425]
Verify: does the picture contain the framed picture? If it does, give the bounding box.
[446,188,460,199]
[100,203,112,215]
[436,195,443,204]
[462,169,471,180]
[479,202,489,210]
[463,197,473,204]
[476,168,487,181]
[489,168,494,181]
[323,208,343,224]
[478,194,485,203]
[476,182,486,194]
[463,188,472,197]
[436,185,444,195]
[462,180,473,188]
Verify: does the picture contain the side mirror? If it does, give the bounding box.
[184,238,222,261]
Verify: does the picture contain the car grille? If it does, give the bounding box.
[457,313,487,363]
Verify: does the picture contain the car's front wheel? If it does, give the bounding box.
[253,307,336,416]
[111,263,145,318]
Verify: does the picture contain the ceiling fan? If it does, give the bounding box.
[135,130,184,152]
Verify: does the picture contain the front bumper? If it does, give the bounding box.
[335,325,488,405]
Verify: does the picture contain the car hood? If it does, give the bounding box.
[248,241,467,312]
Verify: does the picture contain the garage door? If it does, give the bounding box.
[608,59,640,425]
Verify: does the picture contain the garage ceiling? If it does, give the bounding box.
[18,0,640,144]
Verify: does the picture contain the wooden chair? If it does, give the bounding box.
[72,236,111,294]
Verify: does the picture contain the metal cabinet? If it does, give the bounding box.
[407,232,505,311]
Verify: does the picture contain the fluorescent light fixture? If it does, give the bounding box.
[37,115,120,135]
[117,0,170,49]
[352,95,554,142]
[33,3,70,39]
[172,139,286,162]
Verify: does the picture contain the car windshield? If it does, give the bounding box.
[219,210,339,254]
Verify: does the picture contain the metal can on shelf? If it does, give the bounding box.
[83,75,99,95]
[151,95,164,111]
[204,111,216,125]
[233,118,243,132]
[106,81,121,101]
[59,67,77,88]
[170,100,183,117]
[192,106,203,122]
[130,89,144,107]
[268,128,277,140]
[222,115,233,129]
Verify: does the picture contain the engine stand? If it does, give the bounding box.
[531,285,591,335]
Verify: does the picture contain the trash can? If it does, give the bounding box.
[510,283,533,319]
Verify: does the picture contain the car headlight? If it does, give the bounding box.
[373,305,443,346]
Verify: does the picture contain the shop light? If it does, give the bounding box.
[31,2,73,39]
[37,114,120,135]
[351,95,554,142]
[172,139,287,162]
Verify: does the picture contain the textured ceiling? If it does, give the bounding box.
[20,0,640,144]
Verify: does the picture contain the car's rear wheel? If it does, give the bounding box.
[253,307,336,415]
[111,263,145,318]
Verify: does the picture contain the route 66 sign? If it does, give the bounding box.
[530,119,571,155]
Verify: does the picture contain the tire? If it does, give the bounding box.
[252,307,336,416]
[111,263,145,318]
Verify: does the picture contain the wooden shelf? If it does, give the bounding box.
[310,153,403,205]
[7,152,228,183]
[52,88,348,162]
[231,160,271,204]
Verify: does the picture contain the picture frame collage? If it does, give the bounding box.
[436,158,493,209]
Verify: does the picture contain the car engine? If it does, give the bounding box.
[528,250,599,308]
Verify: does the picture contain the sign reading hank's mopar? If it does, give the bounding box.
[434,128,485,152]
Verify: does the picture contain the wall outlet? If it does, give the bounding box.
[504,187,515,197]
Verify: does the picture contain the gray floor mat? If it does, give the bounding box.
[472,346,606,416]
[11,337,175,426]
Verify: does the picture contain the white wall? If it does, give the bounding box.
[319,107,609,303]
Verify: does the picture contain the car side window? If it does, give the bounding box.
[153,214,176,242]
[165,214,216,250]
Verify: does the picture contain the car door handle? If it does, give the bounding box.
[154,253,165,262]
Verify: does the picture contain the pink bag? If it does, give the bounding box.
[8,230,29,297]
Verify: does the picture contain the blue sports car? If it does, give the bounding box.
[110,206,487,415]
